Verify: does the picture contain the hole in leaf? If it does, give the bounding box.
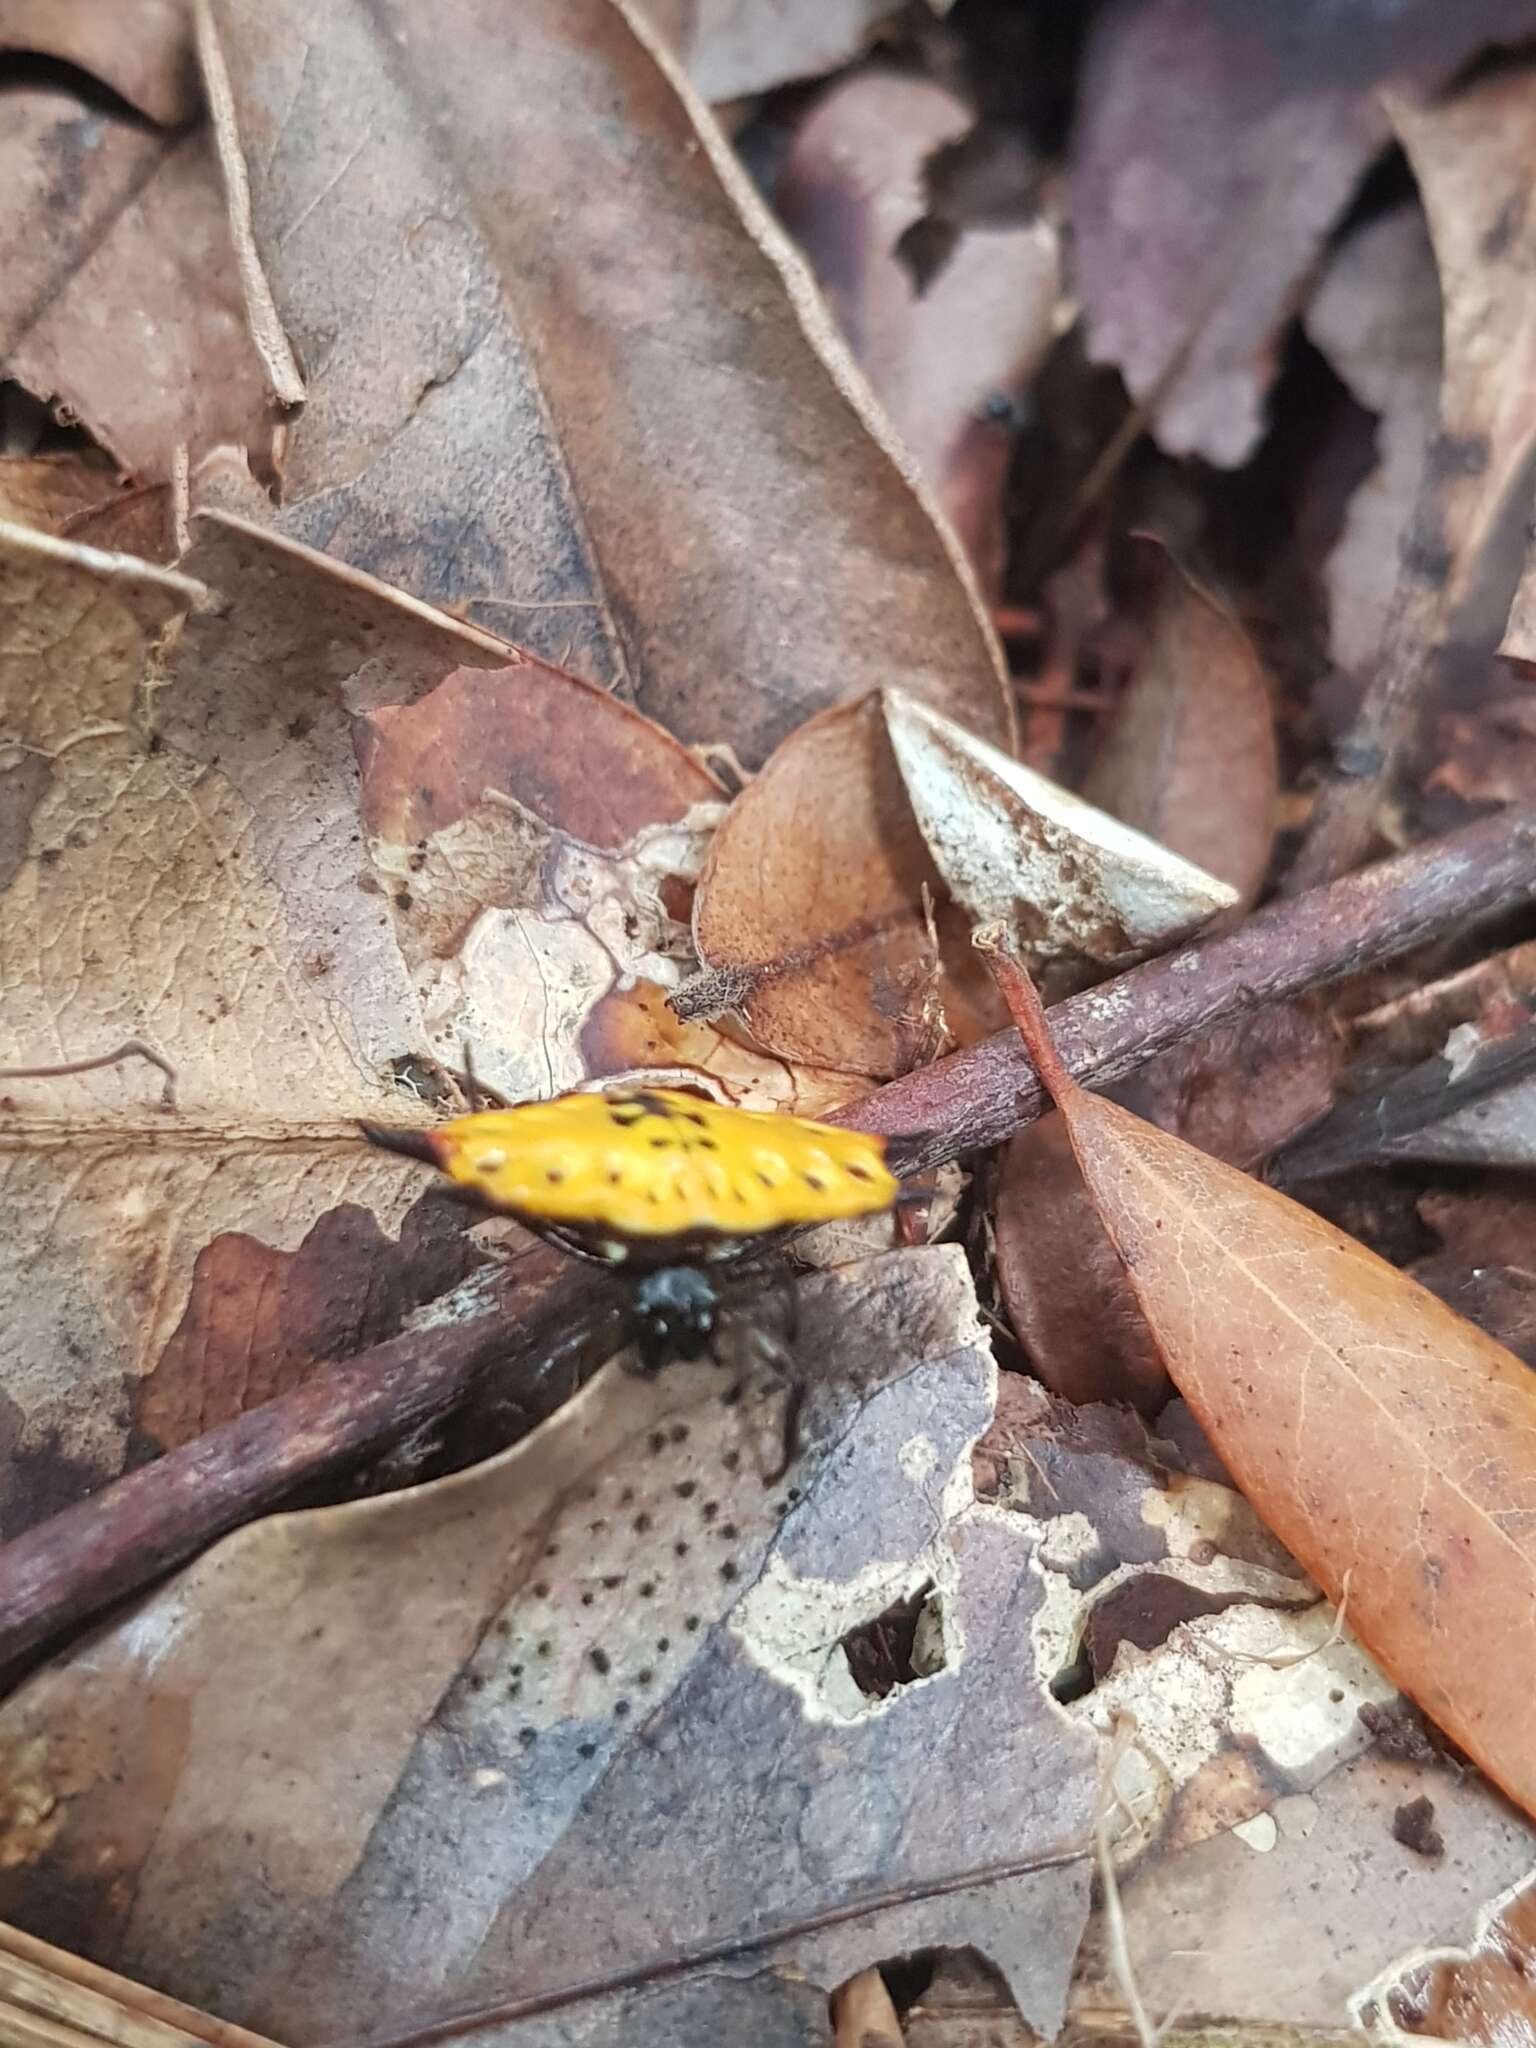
[841,1581,942,1701]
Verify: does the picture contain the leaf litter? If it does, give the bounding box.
[7,2,1536,2044]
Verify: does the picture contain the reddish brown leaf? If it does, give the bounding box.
[1082,542,1279,908]
[985,940,1536,1823]
[0,89,274,478]
[995,1112,1170,1412]
[997,1003,1335,1413]
[0,0,200,125]
[689,695,996,1077]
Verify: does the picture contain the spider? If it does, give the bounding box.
[361,1082,903,1477]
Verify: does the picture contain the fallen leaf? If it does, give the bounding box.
[1081,541,1278,908]
[1415,1188,1536,1370]
[0,0,200,125]
[1087,1749,1536,2035]
[979,1375,1415,1888]
[687,693,998,1078]
[203,0,1012,763]
[995,1113,1170,1412]
[1358,1870,1536,2044]
[638,0,899,100]
[0,511,726,1530]
[997,1002,1336,1413]
[985,950,1536,1822]
[775,67,1061,602]
[1068,0,1531,467]
[886,687,1238,965]
[0,1249,1098,2046]
[1383,72,1536,654]
[1304,205,1441,681]
[0,86,274,478]
[1277,1019,1536,1179]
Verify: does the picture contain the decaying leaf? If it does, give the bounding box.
[776,68,1061,602]
[981,1379,1394,1869]
[687,693,1001,1078]
[887,688,1238,966]
[1069,0,1533,467]
[202,0,1012,763]
[1357,1869,1536,2044]
[1081,541,1278,908]
[1093,1743,1536,2034]
[0,1249,1098,2046]
[1304,205,1442,682]
[0,0,201,125]
[637,0,900,101]
[0,511,732,1529]
[986,947,1536,1823]
[0,87,274,478]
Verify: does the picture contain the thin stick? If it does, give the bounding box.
[842,803,1536,1171]
[0,1038,178,1111]
[0,1253,620,1670]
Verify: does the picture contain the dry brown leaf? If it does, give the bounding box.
[0,1250,1098,2046]
[688,693,999,1078]
[1087,1747,1536,2035]
[0,0,199,125]
[991,954,1536,1822]
[995,1113,1170,1413]
[203,0,1012,764]
[1415,1189,1536,1371]
[1069,0,1532,468]
[998,1003,1337,1414]
[0,512,726,1529]
[638,0,899,100]
[776,68,1061,603]
[886,688,1238,964]
[0,88,274,479]
[1082,542,1278,908]
[1358,1871,1536,2044]
[1304,205,1442,682]
[1384,73,1536,647]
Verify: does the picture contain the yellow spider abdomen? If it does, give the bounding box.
[369,1084,898,1246]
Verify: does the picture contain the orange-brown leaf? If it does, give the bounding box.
[1054,1084,1536,1820]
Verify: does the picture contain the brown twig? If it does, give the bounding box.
[0,806,1533,1667]
[0,1253,621,1670]
[0,1037,179,1111]
[845,802,1536,1169]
